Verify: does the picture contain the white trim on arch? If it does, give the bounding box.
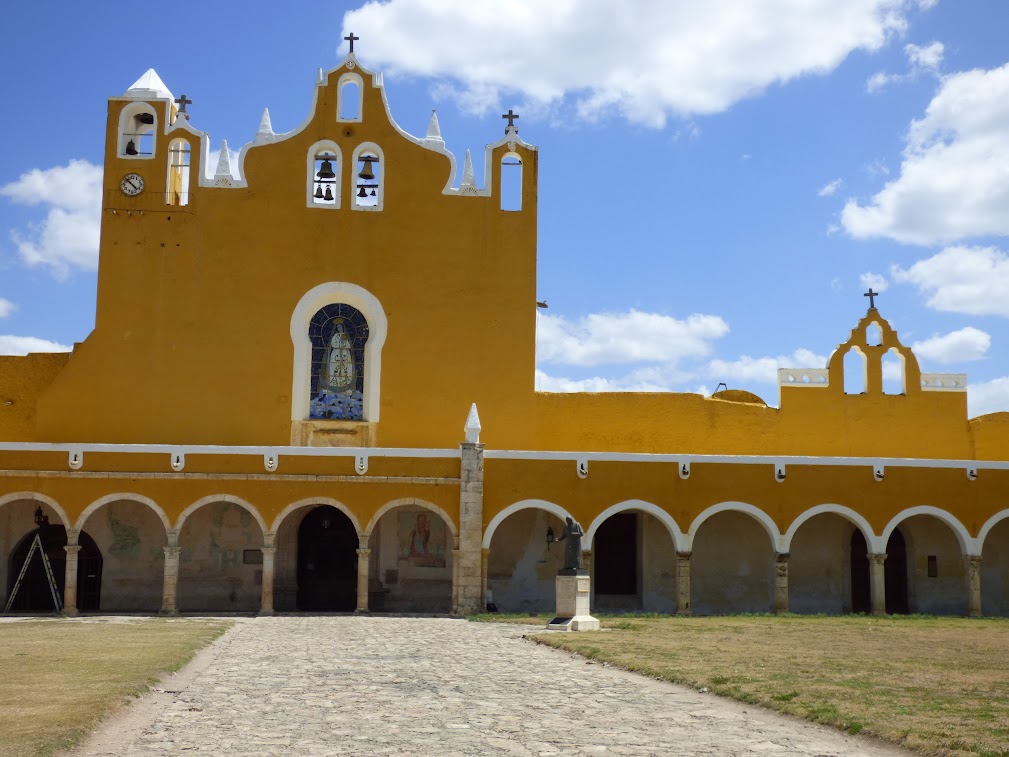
[686,502,782,553]
[585,500,685,553]
[782,504,877,553]
[978,509,1009,553]
[881,506,976,556]
[271,497,363,537]
[306,140,342,209]
[174,494,268,538]
[482,499,573,550]
[351,142,385,211]
[290,282,388,423]
[0,492,71,530]
[74,493,171,535]
[365,497,458,539]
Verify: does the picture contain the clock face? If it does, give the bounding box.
[120,173,144,196]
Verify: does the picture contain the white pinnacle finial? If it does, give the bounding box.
[426,110,443,142]
[317,67,324,84]
[461,149,476,189]
[464,403,482,444]
[256,108,275,144]
[215,139,232,179]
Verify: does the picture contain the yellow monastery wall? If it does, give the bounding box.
[0,353,70,441]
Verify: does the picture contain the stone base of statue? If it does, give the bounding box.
[547,571,600,632]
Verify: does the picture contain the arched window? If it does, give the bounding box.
[352,144,383,210]
[167,139,190,206]
[500,152,522,211]
[843,348,866,394]
[307,142,341,208]
[308,304,369,420]
[118,103,157,158]
[337,73,363,121]
[882,348,905,395]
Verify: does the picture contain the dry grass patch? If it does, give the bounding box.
[528,615,1009,757]
[0,617,230,757]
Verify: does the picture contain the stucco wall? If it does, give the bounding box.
[81,501,166,611]
[903,515,966,615]
[370,505,453,612]
[487,508,564,613]
[789,513,855,614]
[692,511,774,614]
[982,519,1009,616]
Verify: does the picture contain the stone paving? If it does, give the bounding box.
[81,617,911,756]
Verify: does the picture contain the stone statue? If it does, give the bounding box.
[327,322,355,393]
[556,517,584,573]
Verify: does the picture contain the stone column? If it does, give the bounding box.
[676,551,692,615]
[259,547,276,616]
[454,441,485,615]
[774,553,790,613]
[356,548,371,612]
[965,555,982,618]
[62,543,81,617]
[869,552,887,615]
[161,531,181,615]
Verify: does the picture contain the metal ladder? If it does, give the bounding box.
[3,531,63,614]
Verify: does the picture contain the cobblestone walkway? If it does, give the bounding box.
[82,617,910,756]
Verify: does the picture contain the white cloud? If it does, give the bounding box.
[0,159,102,277]
[911,327,990,363]
[891,246,1009,316]
[708,348,828,384]
[0,299,14,319]
[968,377,1009,417]
[905,40,943,71]
[859,272,889,292]
[0,335,72,355]
[537,310,728,367]
[866,71,897,93]
[534,369,677,393]
[345,0,917,126]
[818,178,843,197]
[843,62,1009,244]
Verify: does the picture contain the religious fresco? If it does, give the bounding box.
[398,511,446,568]
[308,303,369,420]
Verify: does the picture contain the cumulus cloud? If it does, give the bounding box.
[537,310,728,367]
[911,327,991,363]
[0,299,14,319]
[968,376,1009,417]
[708,348,828,384]
[865,40,943,92]
[0,335,72,355]
[818,179,843,197]
[891,246,1009,316]
[344,0,918,126]
[534,369,680,393]
[0,159,102,278]
[843,63,1009,244]
[860,272,889,292]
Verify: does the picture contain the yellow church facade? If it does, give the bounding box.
[2,50,1009,618]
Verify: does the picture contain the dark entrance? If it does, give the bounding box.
[6,526,102,612]
[595,513,638,595]
[850,529,870,613]
[297,505,358,611]
[884,528,909,614]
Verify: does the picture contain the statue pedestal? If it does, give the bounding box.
[547,571,600,632]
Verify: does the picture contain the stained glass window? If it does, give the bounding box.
[308,304,369,420]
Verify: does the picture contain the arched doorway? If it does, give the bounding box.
[786,511,860,614]
[592,510,677,613]
[6,525,101,612]
[691,510,774,614]
[850,529,871,614]
[297,505,358,611]
[885,528,909,615]
[487,507,565,613]
[982,518,1009,616]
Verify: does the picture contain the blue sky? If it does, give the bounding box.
[2,1,1009,414]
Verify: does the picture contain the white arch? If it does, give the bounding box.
[351,142,385,211]
[271,497,363,537]
[585,500,685,553]
[174,494,268,538]
[290,281,388,423]
[365,497,458,538]
[881,506,975,556]
[782,504,877,553]
[74,493,171,535]
[482,499,573,550]
[978,509,1009,553]
[686,502,782,553]
[306,139,342,209]
[0,492,71,530]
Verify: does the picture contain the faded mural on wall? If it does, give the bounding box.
[398,511,446,568]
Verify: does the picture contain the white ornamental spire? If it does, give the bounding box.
[460,149,477,193]
[256,108,275,143]
[214,139,232,179]
[425,110,443,143]
[464,403,482,444]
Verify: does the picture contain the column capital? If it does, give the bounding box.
[164,545,181,558]
[261,546,276,557]
[868,552,887,566]
[965,554,982,567]
[65,528,80,546]
[64,545,82,556]
[776,552,790,562]
[166,529,179,548]
[676,551,692,560]
[356,548,371,557]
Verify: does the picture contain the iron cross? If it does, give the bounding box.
[175,94,192,119]
[864,288,879,309]
[502,109,520,130]
[345,32,360,53]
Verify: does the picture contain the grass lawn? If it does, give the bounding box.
[0,617,231,757]
[474,613,1009,757]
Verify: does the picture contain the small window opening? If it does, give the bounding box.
[354,152,381,208]
[865,322,883,346]
[882,348,905,395]
[120,105,157,158]
[312,152,339,206]
[927,555,937,577]
[500,153,522,211]
[167,139,190,206]
[339,78,362,121]
[843,348,866,394]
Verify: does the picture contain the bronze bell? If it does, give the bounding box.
[324,186,334,201]
[357,185,368,198]
[125,140,138,155]
[370,188,376,197]
[358,158,375,180]
[316,159,336,180]
[314,185,324,199]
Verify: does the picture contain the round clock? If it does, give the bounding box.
[120,173,144,196]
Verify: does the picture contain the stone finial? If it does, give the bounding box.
[318,67,324,84]
[125,68,174,100]
[256,108,275,143]
[426,110,443,143]
[214,139,232,179]
[464,403,482,444]
[460,149,478,194]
